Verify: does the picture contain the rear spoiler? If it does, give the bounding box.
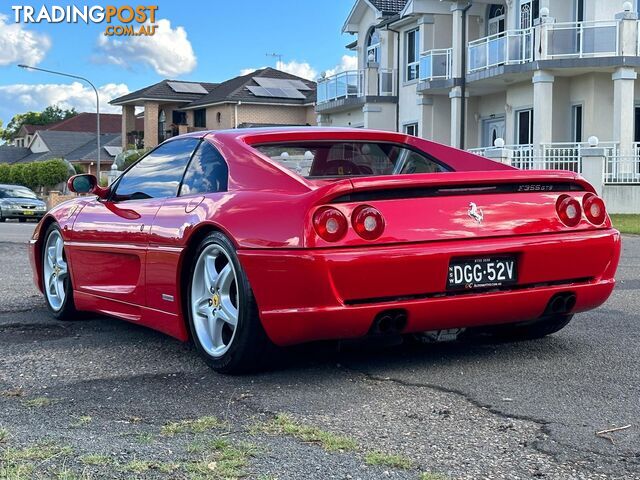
[306,170,594,205]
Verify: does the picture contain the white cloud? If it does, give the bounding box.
[0,13,51,66]
[323,55,358,77]
[241,60,317,81]
[0,82,130,114]
[96,18,196,77]
[240,55,358,82]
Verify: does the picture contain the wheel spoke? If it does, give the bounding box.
[55,237,64,264]
[215,264,233,291]
[195,296,211,317]
[47,246,56,268]
[48,274,57,296]
[218,296,238,327]
[204,255,218,292]
[211,316,225,348]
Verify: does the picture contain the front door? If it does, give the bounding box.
[482,116,506,147]
[69,137,201,307]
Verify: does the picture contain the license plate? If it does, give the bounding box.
[23,210,34,215]
[447,256,517,290]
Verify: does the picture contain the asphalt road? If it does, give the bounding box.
[0,221,638,479]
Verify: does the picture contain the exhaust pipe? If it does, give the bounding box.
[545,293,577,316]
[370,309,408,335]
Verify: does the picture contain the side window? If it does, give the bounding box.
[114,138,199,201]
[179,141,229,196]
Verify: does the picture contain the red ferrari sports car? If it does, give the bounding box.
[29,128,621,373]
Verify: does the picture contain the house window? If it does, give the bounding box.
[516,109,534,145]
[404,123,418,137]
[158,110,166,142]
[519,0,539,29]
[488,5,506,35]
[216,112,222,124]
[366,29,381,63]
[194,109,206,128]
[571,105,583,143]
[172,111,187,125]
[634,106,640,142]
[406,28,420,82]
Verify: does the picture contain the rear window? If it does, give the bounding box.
[253,142,451,178]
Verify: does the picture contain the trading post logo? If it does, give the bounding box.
[11,5,159,36]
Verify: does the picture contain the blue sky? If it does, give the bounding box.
[0,0,355,127]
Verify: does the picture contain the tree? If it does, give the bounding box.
[36,160,71,188]
[0,106,77,142]
[0,163,10,183]
[1,160,71,190]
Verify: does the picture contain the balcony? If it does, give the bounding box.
[316,68,397,113]
[419,48,453,82]
[545,20,619,59]
[317,70,363,104]
[468,29,534,73]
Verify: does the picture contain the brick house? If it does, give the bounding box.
[110,67,317,149]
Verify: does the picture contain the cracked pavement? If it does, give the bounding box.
[0,222,638,479]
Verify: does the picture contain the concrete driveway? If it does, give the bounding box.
[0,221,638,479]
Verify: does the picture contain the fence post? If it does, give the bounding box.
[484,138,513,166]
[581,136,605,195]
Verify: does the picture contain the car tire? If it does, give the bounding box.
[19,218,27,223]
[186,231,274,374]
[42,223,77,320]
[470,314,573,342]
[0,215,5,222]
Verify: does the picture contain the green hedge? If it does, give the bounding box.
[0,159,71,190]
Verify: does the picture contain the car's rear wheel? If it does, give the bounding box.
[19,218,27,223]
[42,224,77,320]
[187,232,273,374]
[471,314,573,342]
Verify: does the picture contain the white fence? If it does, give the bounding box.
[469,141,640,185]
[605,143,640,184]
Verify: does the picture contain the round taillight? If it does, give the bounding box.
[351,205,385,240]
[313,207,348,242]
[582,193,606,225]
[556,194,582,227]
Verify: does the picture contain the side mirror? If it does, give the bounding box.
[67,174,110,199]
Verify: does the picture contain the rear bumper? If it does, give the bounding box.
[239,229,621,346]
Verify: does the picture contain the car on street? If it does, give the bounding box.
[0,184,48,222]
[27,128,621,373]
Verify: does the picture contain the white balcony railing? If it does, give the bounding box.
[546,20,619,59]
[316,69,397,105]
[468,29,534,73]
[470,142,621,175]
[605,142,640,184]
[316,70,363,104]
[419,48,453,82]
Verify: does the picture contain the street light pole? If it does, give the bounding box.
[18,64,101,177]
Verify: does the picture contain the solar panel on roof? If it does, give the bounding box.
[247,85,306,99]
[286,79,312,91]
[167,81,208,94]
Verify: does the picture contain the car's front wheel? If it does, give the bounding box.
[187,232,273,374]
[42,224,77,320]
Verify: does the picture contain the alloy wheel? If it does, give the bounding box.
[190,244,240,357]
[43,230,68,311]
